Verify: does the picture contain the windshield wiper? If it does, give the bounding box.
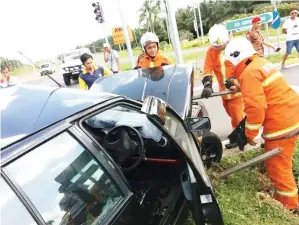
[18,51,62,88]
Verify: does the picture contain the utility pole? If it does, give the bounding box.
[132,29,139,47]
[193,4,200,46]
[165,0,184,64]
[272,0,280,48]
[163,0,172,45]
[197,0,205,44]
[116,0,135,68]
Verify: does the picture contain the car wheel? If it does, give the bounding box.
[63,74,71,86]
[201,131,223,167]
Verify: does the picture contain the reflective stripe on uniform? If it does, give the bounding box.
[150,62,155,68]
[262,121,299,139]
[219,54,231,99]
[234,79,240,87]
[276,188,298,197]
[263,72,283,87]
[245,122,262,130]
[233,92,242,97]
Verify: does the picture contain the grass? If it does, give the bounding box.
[267,51,299,65]
[10,65,35,76]
[120,49,206,71]
[178,138,299,225]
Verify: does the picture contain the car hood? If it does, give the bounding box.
[90,64,193,118]
[0,85,119,148]
[63,59,82,68]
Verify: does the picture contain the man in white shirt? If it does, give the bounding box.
[281,8,299,69]
[103,43,121,73]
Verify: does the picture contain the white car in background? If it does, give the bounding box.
[40,62,55,76]
[61,48,91,86]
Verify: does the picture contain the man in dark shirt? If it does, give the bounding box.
[79,53,112,90]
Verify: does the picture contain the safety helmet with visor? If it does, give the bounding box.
[224,37,256,67]
[140,32,159,52]
[208,24,229,47]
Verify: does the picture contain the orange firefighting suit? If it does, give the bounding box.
[203,47,245,128]
[138,52,172,68]
[234,55,299,209]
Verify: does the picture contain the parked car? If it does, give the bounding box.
[1,83,224,225]
[90,64,223,167]
[40,62,55,76]
[61,48,91,86]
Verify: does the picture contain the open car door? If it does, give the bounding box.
[142,96,224,225]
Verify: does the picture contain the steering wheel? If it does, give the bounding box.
[103,125,145,173]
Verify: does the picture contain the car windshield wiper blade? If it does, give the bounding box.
[18,51,62,88]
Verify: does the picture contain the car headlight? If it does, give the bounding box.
[63,67,69,71]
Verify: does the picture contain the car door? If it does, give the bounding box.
[148,107,224,225]
[1,128,143,225]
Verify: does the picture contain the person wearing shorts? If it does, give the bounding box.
[281,8,299,68]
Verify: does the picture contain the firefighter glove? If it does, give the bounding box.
[201,76,213,98]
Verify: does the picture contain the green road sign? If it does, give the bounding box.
[225,13,273,31]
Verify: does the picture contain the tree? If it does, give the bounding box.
[0,57,23,71]
[179,30,194,41]
[176,7,195,35]
[138,0,162,33]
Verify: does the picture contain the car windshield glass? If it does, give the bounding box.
[41,64,49,68]
[84,105,163,142]
[65,52,80,58]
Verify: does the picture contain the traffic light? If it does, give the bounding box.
[92,2,104,23]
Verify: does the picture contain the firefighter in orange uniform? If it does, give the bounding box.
[201,24,245,149]
[225,37,299,211]
[137,32,172,68]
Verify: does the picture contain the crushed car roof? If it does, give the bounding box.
[0,85,118,148]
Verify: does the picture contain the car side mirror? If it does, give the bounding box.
[141,96,167,125]
[185,117,211,132]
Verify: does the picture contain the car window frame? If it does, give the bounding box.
[146,105,212,190]
[2,126,133,225]
[1,171,45,225]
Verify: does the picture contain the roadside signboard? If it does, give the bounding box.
[272,10,281,29]
[225,13,273,31]
[112,26,134,45]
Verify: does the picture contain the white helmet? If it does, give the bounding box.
[140,32,159,51]
[225,37,256,66]
[208,24,229,47]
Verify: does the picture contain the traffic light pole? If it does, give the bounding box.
[116,0,135,68]
[102,22,109,44]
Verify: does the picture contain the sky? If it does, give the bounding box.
[0,0,196,62]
